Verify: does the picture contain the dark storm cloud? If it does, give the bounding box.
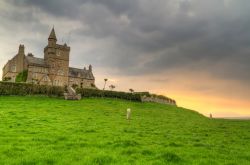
[9,0,83,18]
[6,0,250,81]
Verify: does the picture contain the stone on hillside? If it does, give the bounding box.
[127,108,131,120]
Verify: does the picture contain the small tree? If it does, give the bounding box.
[109,84,115,91]
[129,88,134,94]
[103,78,108,90]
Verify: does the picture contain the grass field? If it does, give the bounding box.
[0,96,250,165]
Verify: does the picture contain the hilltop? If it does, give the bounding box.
[0,96,249,164]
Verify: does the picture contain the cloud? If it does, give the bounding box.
[2,0,250,79]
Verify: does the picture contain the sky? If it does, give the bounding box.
[0,0,250,117]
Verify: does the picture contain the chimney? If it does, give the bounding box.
[18,44,25,54]
[27,53,34,57]
[89,65,92,72]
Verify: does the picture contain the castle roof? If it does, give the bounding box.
[48,27,57,41]
[69,67,95,80]
[25,55,48,67]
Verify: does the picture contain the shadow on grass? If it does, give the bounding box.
[158,152,183,163]
[89,155,116,165]
[113,140,139,148]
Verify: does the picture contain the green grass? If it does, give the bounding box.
[0,96,250,165]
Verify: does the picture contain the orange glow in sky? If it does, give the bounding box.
[94,68,250,118]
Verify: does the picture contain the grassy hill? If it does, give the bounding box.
[0,96,249,165]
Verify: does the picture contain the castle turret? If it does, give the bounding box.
[45,27,57,60]
[48,27,57,47]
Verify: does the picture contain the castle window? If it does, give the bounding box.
[57,69,64,76]
[32,73,37,79]
[43,76,48,81]
[57,50,61,56]
[54,80,61,86]
[11,65,16,72]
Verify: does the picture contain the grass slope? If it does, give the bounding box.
[0,96,249,165]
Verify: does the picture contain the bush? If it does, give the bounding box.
[148,93,176,105]
[76,88,142,102]
[135,91,150,97]
[3,77,11,81]
[0,81,64,96]
[15,70,28,82]
[0,82,141,101]
[0,82,175,104]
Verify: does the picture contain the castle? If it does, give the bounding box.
[2,28,95,88]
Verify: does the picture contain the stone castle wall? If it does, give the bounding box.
[141,96,177,106]
[68,77,94,88]
[2,45,26,81]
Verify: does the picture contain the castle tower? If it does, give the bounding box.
[44,27,70,86]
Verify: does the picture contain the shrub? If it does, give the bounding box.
[15,70,28,82]
[76,88,142,102]
[3,77,11,81]
[148,93,176,105]
[0,82,175,104]
[0,81,64,96]
[135,91,150,97]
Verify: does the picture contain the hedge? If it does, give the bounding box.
[0,82,142,101]
[76,88,142,101]
[0,81,64,96]
[0,81,175,103]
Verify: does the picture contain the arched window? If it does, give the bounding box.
[57,69,64,76]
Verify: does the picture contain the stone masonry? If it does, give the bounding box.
[2,28,95,88]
